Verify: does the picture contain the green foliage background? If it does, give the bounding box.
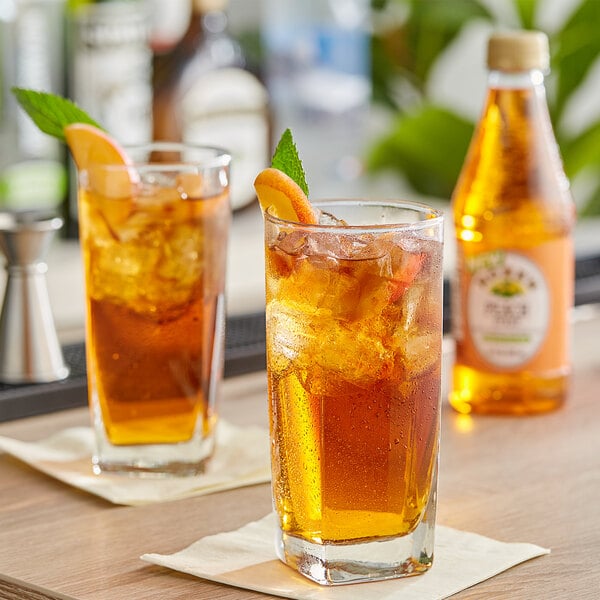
[368,0,600,216]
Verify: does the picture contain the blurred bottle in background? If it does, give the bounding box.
[152,0,270,211]
[0,0,68,214]
[65,0,153,235]
[261,0,371,197]
[66,0,153,143]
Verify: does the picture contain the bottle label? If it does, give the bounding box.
[181,68,270,210]
[69,3,153,145]
[466,250,549,368]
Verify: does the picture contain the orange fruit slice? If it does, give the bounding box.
[64,123,136,197]
[64,123,130,169]
[254,167,318,224]
[64,123,138,239]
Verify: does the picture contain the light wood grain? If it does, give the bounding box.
[1,315,599,600]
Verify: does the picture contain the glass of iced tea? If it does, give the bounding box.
[77,143,231,475]
[264,199,444,584]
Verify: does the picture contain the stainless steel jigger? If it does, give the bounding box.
[0,212,69,383]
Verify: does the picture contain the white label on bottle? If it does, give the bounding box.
[467,251,549,368]
[71,5,152,145]
[181,68,269,210]
[16,3,61,158]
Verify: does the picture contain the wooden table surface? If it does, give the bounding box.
[1,311,599,600]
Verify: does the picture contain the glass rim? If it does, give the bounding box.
[80,141,232,172]
[264,198,444,232]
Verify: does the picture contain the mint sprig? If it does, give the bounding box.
[11,87,103,141]
[271,129,309,197]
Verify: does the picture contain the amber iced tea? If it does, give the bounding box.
[265,200,443,584]
[78,144,230,475]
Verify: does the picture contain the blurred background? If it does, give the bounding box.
[2,0,600,218]
[1,0,599,339]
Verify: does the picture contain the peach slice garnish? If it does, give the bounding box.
[64,123,138,239]
[64,123,137,198]
[254,167,319,224]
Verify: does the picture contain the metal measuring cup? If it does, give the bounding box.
[0,211,69,383]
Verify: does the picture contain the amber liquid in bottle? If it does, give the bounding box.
[450,63,575,415]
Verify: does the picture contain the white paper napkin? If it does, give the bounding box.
[141,513,550,600]
[0,420,270,505]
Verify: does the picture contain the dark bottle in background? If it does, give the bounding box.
[152,0,270,211]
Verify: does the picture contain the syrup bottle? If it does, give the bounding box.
[450,30,575,415]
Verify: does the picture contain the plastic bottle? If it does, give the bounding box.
[152,0,270,211]
[261,0,371,197]
[450,30,575,415]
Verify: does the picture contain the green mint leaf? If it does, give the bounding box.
[271,129,309,196]
[11,87,104,142]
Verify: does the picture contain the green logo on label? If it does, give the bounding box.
[490,280,524,297]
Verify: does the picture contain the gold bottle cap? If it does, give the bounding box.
[487,30,550,72]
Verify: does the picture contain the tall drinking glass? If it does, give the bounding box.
[77,143,231,476]
[264,199,444,584]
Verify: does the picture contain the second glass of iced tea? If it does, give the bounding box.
[264,199,444,585]
[77,143,231,476]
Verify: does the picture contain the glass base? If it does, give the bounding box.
[92,424,215,477]
[92,453,211,477]
[276,511,436,585]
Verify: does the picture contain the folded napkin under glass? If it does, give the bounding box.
[142,512,550,600]
[0,423,550,597]
[0,420,270,505]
